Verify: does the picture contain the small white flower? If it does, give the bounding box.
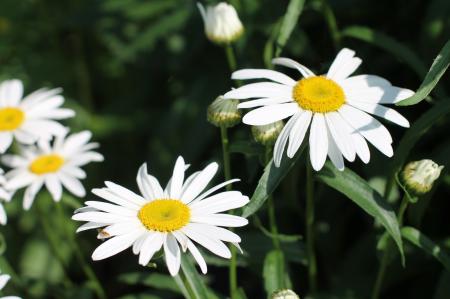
[401,159,444,195]
[0,79,75,153]
[73,156,249,276]
[224,48,414,171]
[3,131,103,209]
[0,272,21,299]
[197,2,244,44]
[0,169,13,225]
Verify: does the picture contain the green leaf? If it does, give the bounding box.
[317,161,404,261]
[254,216,303,243]
[401,226,450,272]
[118,272,180,294]
[341,26,427,77]
[263,250,288,296]
[179,256,210,299]
[241,144,306,218]
[397,39,450,106]
[275,0,305,56]
[386,99,450,193]
[233,288,249,299]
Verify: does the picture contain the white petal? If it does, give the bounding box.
[345,86,414,104]
[186,240,207,274]
[20,87,62,109]
[287,110,312,158]
[181,225,231,258]
[237,97,292,109]
[0,79,23,106]
[347,101,410,128]
[340,74,391,90]
[60,131,92,155]
[231,69,296,86]
[101,220,142,237]
[85,201,137,216]
[76,222,105,233]
[45,175,62,202]
[137,164,156,199]
[326,126,344,171]
[273,113,300,166]
[172,231,189,252]
[350,130,370,164]
[92,230,142,260]
[224,82,292,100]
[59,172,86,197]
[0,133,13,154]
[327,48,361,81]
[0,204,7,225]
[1,155,28,168]
[181,162,218,204]
[187,223,241,243]
[104,181,147,206]
[338,104,393,157]
[169,156,185,199]
[5,171,35,190]
[309,113,329,171]
[138,232,164,266]
[23,179,44,210]
[132,234,148,255]
[13,129,37,144]
[324,112,356,161]
[0,273,10,289]
[191,214,248,227]
[91,188,141,210]
[190,192,249,215]
[192,178,240,203]
[72,211,132,223]
[242,103,299,126]
[272,57,315,78]
[164,234,181,276]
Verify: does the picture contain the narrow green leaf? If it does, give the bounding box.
[233,288,249,299]
[275,0,305,56]
[341,26,427,77]
[386,99,450,192]
[402,226,450,272]
[241,144,306,218]
[397,39,450,106]
[254,216,303,243]
[317,161,404,260]
[263,250,287,296]
[179,256,210,299]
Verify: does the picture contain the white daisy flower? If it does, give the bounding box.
[0,79,75,153]
[0,169,13,225]
[72,156,249,276]
[0,271,21,299]
[3,131,103,210]
[224,48,414,171]
[197,2,244,44]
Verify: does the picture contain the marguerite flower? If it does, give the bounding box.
[0,169,12,225]
[72,156,249,276]
[0,79,74,153]
[0,271,21,299]
[197,2,244,44]
[3,131,103,209]
[224,48,414,171]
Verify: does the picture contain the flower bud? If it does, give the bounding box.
[252,121,284,146]
[401,159,444,196]
[197,2,244,44]
[207,96,241,128]
[270,289,300,299]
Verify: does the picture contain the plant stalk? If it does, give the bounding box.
[306,160,318,293]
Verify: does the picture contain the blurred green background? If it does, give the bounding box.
[0,0,449,298]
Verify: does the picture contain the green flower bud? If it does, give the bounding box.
[251,121,284,146]
[270,289,300,299]
[401,159,444,196]
[207,96,241,128]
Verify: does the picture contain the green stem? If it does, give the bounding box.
[265,146,281,250]
[36,201,73,288]
[306,161,317,293]
[224,44,237,72]
[320,0,341,49]
[179,269,197,299]
[56,203,107,299]
[220,126,237,299]
[371,195,409,299]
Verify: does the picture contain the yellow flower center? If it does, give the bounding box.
[29,154,65,175]
[292,76,345,113]
[0,107,25,131]
[138,199,190,232]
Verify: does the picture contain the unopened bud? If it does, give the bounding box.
[207,96,241,128]
[401,159,444,196]
[252,121,284,146]
[271,289,300,299]
[197,2,244,44]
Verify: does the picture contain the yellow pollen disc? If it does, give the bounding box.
[29,154,65,175]
[0,107,25,131]
[138,199,190,232]
[292,76,345,113]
